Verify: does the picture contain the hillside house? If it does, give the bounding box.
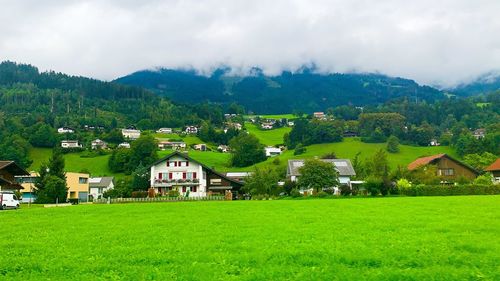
[313,112,325,119]
[265,147,282,157]
[429,139,440,146]
[185,126,198,134]
[225,172,253,183]
[218,145,230,153]
[121,128,141,140]
[118,142,131,149]
[287,159,357,189]
[261,123,274,130]
[158,141,186,151]
[57,127,75,134]
[89,177,114,200]
[193,144,207,151]
[157,128,173,134]
[472,128,486,139]
[407,154,479,181]
[91,139,108,150]
[485,159,500,184]
[287,121,295,127]
[149,151,243,197]
[0,161,29,192]
[61,140,82,148]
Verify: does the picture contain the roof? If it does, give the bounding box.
[287,159,356,177]
[407,153,479,174]
[485,158,500,172]
[0,161,30,176]
[149,151,243,186]
[89,177,114,188]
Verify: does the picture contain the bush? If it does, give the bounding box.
[399,184,500,196]
[364,177,384,196]
[131,191,148,198]
[294,143,306,155]
[339,185,352,196]
[315,191,329,198]
[290,188,302,198]
[473,174,494,185]
[168,190,180,197]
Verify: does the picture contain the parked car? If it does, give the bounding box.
[0,191,20,210]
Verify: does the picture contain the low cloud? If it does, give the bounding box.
[1,0,499,87]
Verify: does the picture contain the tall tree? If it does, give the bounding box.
[297,159,339,192]
[35,149,67,203]
[229,133,266,167]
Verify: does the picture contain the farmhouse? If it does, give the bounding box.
[118,142,131,149]
[156,128,173,134]
[472,128,486,139]
[485,158,500,184]
[193,144,207,151]
[407,154,479,181]
[261,123,274,130]
[89,177,114,200]
[0,161,29,192]
[149,151,243,197]
[57,127,75,134]
[287,159,356,188]
[61,140,82,148]
[313,112,325,119]
[265,146,282,157]
[158,141,186,151]
[122,128,141,140]
[185,126,198,134]
[217,145,230,153]
[91,139,108,150]
[225,172,253,183]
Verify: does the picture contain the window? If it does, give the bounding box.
[192,186,197,192]
[210,178,222,185]
[79,177,88,184]
[439,168,454,176]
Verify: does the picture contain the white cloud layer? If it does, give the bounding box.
[1,0,499,87]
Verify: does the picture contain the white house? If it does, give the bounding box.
[261,123,274,130]
[89,177,114,200]
[287,121,295,127]
[429,139,440,146]
[157,128,173,134]
[91,139,108,150]
[287,159,357,189]
[121,128,141,140]
[185,126,198,134]
[118,142,131,149]
[149,151,243,197]
[61,140,82,148]
[265,146,282,157]
[472,128,486,139]
[313,112,325,119]
[218,145,230,153]
[193,144,207,151]
[57,127,75,134]
[158,141,186,151]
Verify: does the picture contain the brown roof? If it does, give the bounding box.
[485,158,500,172]
[0,161,29,176]
[0,161,14,170]
[408,154,446,170]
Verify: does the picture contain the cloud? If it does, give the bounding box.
[1,0,499,87]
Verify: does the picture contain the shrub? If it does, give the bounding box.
[399,184,500,196]
[364,177,384,196]
[339,185,352,196]
[168,190,180,197]
[290,188,302,198]
[131,191,148,198]
[294,143,306,155]
[315,191,329,198]
[473,174,494,185]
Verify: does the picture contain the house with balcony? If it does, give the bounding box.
[0,161,29,192]
[149,151,243,197]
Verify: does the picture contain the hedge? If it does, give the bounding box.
[399,184,500,197]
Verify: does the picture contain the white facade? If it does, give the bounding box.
[157,128,173,134]
[89,177,114,199]
[150,155,207,197]
[194,144,207,151]
[185,126,198,134]
[121,129,141,140]
[61,140,82,148]
[265,147,282,157]
[118,142,131,149]
[58,127,74,134]
[158,141,186,150]
[91,139,107,150]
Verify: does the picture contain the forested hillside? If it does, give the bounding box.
[115,68,446,114]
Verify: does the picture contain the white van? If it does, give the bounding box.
[0,191,20,210]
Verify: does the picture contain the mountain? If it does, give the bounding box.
[115,68,446,114]
[453,72,500,96]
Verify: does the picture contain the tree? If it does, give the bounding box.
[297,159,339,192]
[243,167,281,195]
[229,133,266,167]
[370,149,389,179]
[34,149,68,203]
[127,134,158,173]
[0,134,32,168]
[132,163,150,191]
[293,143,306,155]
[386,135,400,153]
[28,123,57,147]
[463,152,498,171]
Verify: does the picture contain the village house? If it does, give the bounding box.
[0,161,29,192]
[407,154,479,182]
[91,139,108,150]
[57,127,75,134]
[149,151,243,197]
[185,126,198,134]
[287,121,295,127]
[61,140,82,148]
[429,139,440,146]
[156,128,173,134]
[218,145,230,153]
[485,158,500,184]
[16,172,90,202]
[265,146,282,157]
[472,128,486,139]
[261,123,274,130]
[287,159,357,191]
[121,128,141,140]
[158,141,187,151]
[193,144,207,151]
[118,142,131,149]
[89,177,114,200]
[225,172,253,183]
[16,172,38,203]
[313,112,325,119]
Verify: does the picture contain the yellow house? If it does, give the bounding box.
[16,172,90,202]
[66,172,90,201]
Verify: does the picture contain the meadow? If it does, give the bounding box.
[1,196,499,280]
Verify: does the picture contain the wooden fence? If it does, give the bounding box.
[93,196,225,204]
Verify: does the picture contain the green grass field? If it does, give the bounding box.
[1,196,499,280]
[245,122,291,146]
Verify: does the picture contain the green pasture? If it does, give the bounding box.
[245,122,291,146]
[1,196,499,280]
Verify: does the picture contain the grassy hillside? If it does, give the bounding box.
[245,122,291,146]
[2,196,499,280]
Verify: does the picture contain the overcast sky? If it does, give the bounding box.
[1,0,499,87]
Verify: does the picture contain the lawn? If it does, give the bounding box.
[29,148,115,176]
[245,122,291,146]
[1,196,499,280]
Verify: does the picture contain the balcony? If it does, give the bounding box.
[153,178,200,186]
